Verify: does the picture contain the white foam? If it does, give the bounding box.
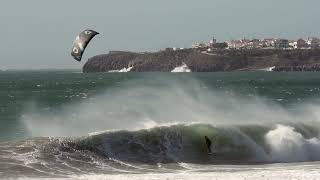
[69,168,320,180]
[108,66,133,73]
[171,63,191,72]
[14,170,320,180]
[265,124,320,162]
[258,66,275,71]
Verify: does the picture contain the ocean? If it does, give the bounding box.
[1,71,320,179]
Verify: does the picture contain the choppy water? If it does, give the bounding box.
[1,71,320,179]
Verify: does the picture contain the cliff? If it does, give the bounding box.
[82,49,320,72]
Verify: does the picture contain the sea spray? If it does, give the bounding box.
[20,75,317,138]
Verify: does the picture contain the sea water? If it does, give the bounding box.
[1,71,320,179]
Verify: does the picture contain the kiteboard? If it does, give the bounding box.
[207,151,217,156]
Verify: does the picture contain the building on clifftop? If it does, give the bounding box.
[275,39,289,49]
[297,39,308,49]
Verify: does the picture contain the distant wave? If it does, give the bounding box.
[171,63,191,72]
[109,66,134,72]
[258,66,275,71]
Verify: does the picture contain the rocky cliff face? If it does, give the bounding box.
[82,49,320,73]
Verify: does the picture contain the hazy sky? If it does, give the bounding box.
[0,0,319,69]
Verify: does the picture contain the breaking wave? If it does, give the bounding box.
[171,62,191,72]
[2,122,320,178]
[79,122,320,164]
[108,66,133,72]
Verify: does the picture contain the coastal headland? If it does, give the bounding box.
[83,48,320,72]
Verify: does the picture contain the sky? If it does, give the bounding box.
[0,0,319,69]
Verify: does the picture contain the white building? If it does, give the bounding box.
[262,39,276,48]
[192,43,207,49]
[289,41,297,49]
[275,39,289,49]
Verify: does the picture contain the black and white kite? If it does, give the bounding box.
[71,29,99,61]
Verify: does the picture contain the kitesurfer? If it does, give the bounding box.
[204,136,212,154]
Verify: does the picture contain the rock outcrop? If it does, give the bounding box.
[82,49,320,73]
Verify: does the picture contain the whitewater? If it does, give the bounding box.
[1,71,320,179]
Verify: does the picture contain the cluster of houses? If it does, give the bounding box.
[192,37,320,51]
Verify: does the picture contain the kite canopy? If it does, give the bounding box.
[71,29,99,61]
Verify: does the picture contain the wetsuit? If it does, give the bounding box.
[205,136,212,153]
